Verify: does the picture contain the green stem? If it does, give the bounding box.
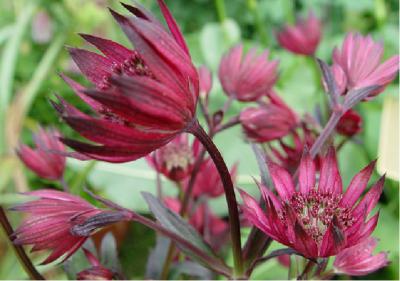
[247,0,268,45]
[0,2,37,153]
[214,0,226,23]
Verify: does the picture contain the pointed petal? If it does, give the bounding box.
[352,175,385,218]
[340,160,376,207]
[299,150,316,194]
[319,216,346,257]
[268,161,295,201]
[318,148,342,195]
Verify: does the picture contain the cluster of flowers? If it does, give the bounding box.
[4,0,398,279]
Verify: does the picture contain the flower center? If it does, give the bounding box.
[99,51,154,90]
[288,190,354,243]
[160,144,194,173]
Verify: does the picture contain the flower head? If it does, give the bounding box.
[240,149,385,258]
[333,237,389,276]
[276,11,321,56]
[11,190,131,264]
[17,128,65,180]
[240,92,298,142]
[333,33,399,98]
[336,109,362,137]
[53,1,198,163]
[218,44,279,102]
[146,134,201,182]
[198,65,212,98]
[77,248,114,280]
[183,158,238,198]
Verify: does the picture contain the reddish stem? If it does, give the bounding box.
[0,206,44,280]
[186,119,244,276]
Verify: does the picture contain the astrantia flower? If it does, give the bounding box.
[198,65,212,98]
[146,134,201,182]
[77,248,114,280]
[218,44,279,102]
[333,237,389,276]
[183,158,237,198]
[333,33,399,98]
[240,149,385,258]
[336,109,362,137]
[276,11,321,56]
[240,92,298,142]
[11,190,131,264]
[17,128,65,180]
[54,1,198,162]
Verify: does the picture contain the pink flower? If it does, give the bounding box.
[11,190,131,264]
[198,65,212,98]
[240,149,385,258]
[77,248,114,280]
[336,109,362,137]
[276,12,321,56]
[333,237,389,276]
[17,128,66,180]
[164,198,228,250]
[218,44,279,102]
[53,1,198,163]
[183,159,238,198]
[333,33,399,98]
[146,134,200,182]
[240,92,298,142]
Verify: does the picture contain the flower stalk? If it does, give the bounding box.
[0,206,44,280]
[186,119,244,276]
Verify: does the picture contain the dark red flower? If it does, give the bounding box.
[17,128,65,180]
[218,44,279,102]
[240,92,298,142]
[240,149,385,258]
[77,248,114,280]
[182,158,237,199]
[276,11,321,56]
[333,237,389,276]
[54,1,198,163]
[11,190,131,264]
[146,134,201,182]
[336,109,362,137]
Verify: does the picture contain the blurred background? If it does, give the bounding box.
[0,0,398,279]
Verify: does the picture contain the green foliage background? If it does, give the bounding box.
[0,0,398,279]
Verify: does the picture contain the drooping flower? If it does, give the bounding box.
[183,158,238,198]
[276,11,321,56]
[336,109,362,137]
[333,32,399,99]
[146,134,201,182]
[10,190,131,264]
[164,198,228,250]
[218,44,279,102]
[53,1,198,163]
[267,124,319,173]
[333,237,389,276]
[240,92,298,142]
[198,65,212,98]
[77,248,114,280]
[240,149,385,258]
[17,128,66,180]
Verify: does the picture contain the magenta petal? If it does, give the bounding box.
[340,160,376,207]
[352,175,385,218]
[79,34,133,63]
[319,217,346,257]
[298,151,316,194]
[318,148,342,195]
[268,161,295,202]
[156,0,190,56]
